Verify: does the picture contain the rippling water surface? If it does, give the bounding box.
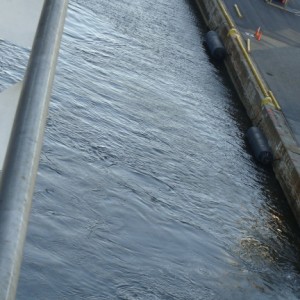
[10,0,300,299]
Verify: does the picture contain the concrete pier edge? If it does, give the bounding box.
[194,0,300,225]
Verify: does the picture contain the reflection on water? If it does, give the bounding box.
[9,0,300,299]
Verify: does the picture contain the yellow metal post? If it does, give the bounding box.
[234,4,242,18]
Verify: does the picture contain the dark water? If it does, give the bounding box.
[8,0,300,299]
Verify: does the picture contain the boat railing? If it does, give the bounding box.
[0,1,68,299]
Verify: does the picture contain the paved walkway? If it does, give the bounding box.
[224,0,300,144]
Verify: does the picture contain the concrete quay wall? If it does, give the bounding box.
[194,0,300,224]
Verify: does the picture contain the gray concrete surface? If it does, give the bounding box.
[224,0,300,144]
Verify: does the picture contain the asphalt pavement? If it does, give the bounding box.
[223,0,300,144]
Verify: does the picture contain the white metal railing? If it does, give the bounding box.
[0,1,68,299]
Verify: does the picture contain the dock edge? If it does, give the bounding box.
[194,0,300,224]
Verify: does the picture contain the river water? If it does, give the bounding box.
[10,0,300,299]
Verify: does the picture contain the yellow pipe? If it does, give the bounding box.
[227,28,238,37]
[261,96,274,107]
[235,36,269,96]
[217,0,281,109]
[268,90,281,110]
[217,0,235,28]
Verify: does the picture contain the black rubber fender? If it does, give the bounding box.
[246,126,273,165]
[205,31,226,61]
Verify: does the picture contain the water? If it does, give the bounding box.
[5,0,300,298]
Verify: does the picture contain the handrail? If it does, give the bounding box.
[0,0,68,299]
